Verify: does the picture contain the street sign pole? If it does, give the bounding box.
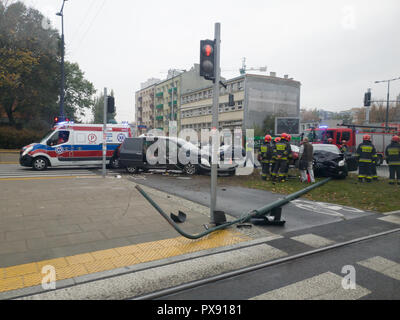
[210,22,221,225]
[102,88,107,178]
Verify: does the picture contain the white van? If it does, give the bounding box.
[20,122,133,170]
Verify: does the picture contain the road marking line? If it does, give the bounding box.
[0,176,99,181]
[290,234,335,248]
[0,229,250,293]
[250,272,371,300]
[383,210,400,215]
[378,215,400,225]
[357,256,400,281]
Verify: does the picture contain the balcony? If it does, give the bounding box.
[156,104,164,109]
[168,87,177,94]
[156,115,163,121]
[156,92,163,98]
[168,100,177,107]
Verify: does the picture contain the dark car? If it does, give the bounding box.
[118,136,236,175]
[312,144,348,179]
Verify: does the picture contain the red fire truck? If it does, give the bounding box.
[305,124,399,165]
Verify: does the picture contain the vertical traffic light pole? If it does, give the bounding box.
[210,22,221,225]
[102,88,107,178]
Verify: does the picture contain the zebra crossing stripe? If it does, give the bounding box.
[249,272,371,300]
[357,256,400,281]
[290,234,335,248]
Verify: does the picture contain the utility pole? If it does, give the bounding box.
[102,88,107,178]
[210,22,221,225]
[56,0,68,119]
[375,77,400,130]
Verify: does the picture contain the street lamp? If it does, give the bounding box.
[374,76,400,130]
[56,0,68,120]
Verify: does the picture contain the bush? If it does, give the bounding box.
[0,126,46,149]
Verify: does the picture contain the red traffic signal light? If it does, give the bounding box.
[200,39,215,81]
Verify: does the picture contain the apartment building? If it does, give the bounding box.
[180,73,301,135]
[135,64,211,135]
[135,84,156,135]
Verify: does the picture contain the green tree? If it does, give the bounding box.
[64,61,96,122]
[91,89,116,123]
[0,0,59,127]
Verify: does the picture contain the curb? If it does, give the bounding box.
[1,234,282,300]
[0,150,20,153]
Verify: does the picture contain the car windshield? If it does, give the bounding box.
[40,130,55,144]
[307,130,335,143]
[313,144,340,154]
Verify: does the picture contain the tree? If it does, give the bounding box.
[91,89,116,124]
[0,1,59,126]
[0,1,96,127]
[64,61,96,122]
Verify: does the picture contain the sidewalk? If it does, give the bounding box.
[0,176,256,297]
[0,150,19,164]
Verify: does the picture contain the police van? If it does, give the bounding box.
[20,122,133,170]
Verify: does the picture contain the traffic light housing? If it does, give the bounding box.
[200,39,216,81]
[364,91,371,106]
[107,96,115,113]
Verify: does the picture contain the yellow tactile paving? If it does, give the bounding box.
[0,229,250,293]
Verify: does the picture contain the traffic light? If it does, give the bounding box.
[107,96,115,113]
[200,39,215,81]
[364,91,371,106]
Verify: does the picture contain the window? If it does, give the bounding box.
[47,130,70,146]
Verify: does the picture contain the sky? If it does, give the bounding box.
[19,0,400,123]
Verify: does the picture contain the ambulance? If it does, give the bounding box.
[19,122,133,170]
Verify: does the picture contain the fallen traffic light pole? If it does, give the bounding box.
[135,177,332,240]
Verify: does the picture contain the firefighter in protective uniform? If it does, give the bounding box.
[272,133,292,182]
[385,135,400,185]
[355,134,377,183]
[259,135,273,180]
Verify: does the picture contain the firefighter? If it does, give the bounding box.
[272,133,291,182]
[385,135,400,185]
[270,137,280,181]
[259,135,273,180]
[340,140,348,153]
[327,138,334,144]
[355,134,377,183]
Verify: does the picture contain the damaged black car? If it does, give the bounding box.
[312,144,348,179]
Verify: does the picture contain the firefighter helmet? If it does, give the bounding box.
[274,137,281,143]
[281,133,288,140]
[264,135,272,142]
[363,134,371,141]
[287,134,292,141]
[327,138,333,144]
[392,135,400,142]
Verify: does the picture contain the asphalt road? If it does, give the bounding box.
[129,172,374,234]
[158,230,400,300]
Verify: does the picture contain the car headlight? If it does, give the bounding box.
[201,158,210,167]
[338,160,345,167]
[22,146,33,156]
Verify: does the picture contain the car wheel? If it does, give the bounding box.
[109,157,120,169]
[126,166,139,174]
[182,163,198,175]
[32,157,48,171]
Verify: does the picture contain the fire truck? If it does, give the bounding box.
[305,123,399,166]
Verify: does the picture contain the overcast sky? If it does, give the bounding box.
[20,0,400,122]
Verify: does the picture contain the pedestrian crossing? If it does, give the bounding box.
[0,164,99,179]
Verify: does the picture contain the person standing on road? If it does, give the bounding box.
[259,135,273,180]
[385,135,400,185]
[299,137,315,183]
[272,133,291,182]
[355,134,377,183]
